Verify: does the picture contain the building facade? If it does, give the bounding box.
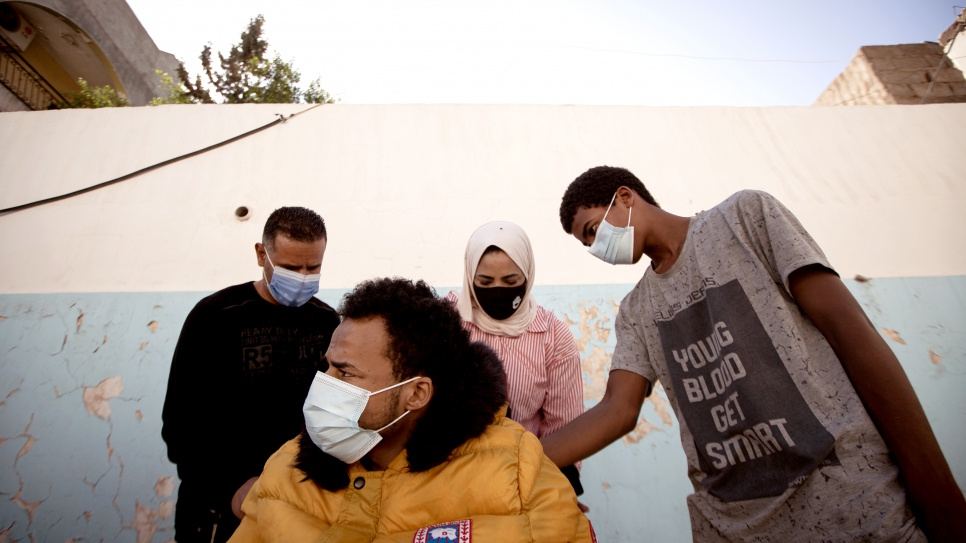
[0,0,178,111]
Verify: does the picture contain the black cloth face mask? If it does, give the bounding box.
[473,282,528,320]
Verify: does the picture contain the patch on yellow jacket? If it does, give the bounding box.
[412,519,471,542]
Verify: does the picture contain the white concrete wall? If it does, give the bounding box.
[1,104,964,294]
[949,27,966,76]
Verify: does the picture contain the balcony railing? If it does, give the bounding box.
[0,34,68,110]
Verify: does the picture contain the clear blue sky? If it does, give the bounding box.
[127,0,962,106]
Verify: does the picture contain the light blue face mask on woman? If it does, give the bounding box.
[588,192,635,265]
[264,251,320,307]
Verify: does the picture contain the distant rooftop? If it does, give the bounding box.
[815,8,966,106]
[814,43,966,106]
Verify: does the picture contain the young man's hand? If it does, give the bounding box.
[790,265,966,542]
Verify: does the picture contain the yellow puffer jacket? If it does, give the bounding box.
[228,413,595,543]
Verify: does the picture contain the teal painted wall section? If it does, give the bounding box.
[0,292,206,543]
[0,278,964,542]
[847,276,966,481]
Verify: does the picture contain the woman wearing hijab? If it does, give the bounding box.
[445,221,585,493]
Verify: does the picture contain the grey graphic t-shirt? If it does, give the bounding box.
[611,191,923,542]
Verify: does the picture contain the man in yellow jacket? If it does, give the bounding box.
[229,277,595,543]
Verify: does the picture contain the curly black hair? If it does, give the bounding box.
[262,206,327,249]
[294,278,507,490]
[559,166,660,234]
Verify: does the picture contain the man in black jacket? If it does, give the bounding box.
[162,206,340,543]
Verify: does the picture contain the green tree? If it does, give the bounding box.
[150,70,194,105]
[304,78,336,104]
[172,15,336,104]
[66,78,129,108]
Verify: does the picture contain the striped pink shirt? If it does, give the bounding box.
[445,291,584,439]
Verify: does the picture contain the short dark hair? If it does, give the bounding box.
[262,207,327,248]
[295,278,507,485]
[338,278,466,381]
[559,166,659,234]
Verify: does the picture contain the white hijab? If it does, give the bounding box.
[457,221,538,337]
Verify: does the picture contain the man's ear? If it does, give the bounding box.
[616,186,636,208]
[404,377,434,411]
[255,242,267,267]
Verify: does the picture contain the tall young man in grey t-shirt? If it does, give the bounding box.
[542,166,965,542]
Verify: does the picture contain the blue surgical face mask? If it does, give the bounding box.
[588,192,635,265]
[263,251,320,307]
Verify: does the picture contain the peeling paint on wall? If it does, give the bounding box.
[83,376,124,420]
[0,278,963,542]
[154,476,173,498]
[0,293,187,543]
[882,328,907,344]
[11,482,43,524]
